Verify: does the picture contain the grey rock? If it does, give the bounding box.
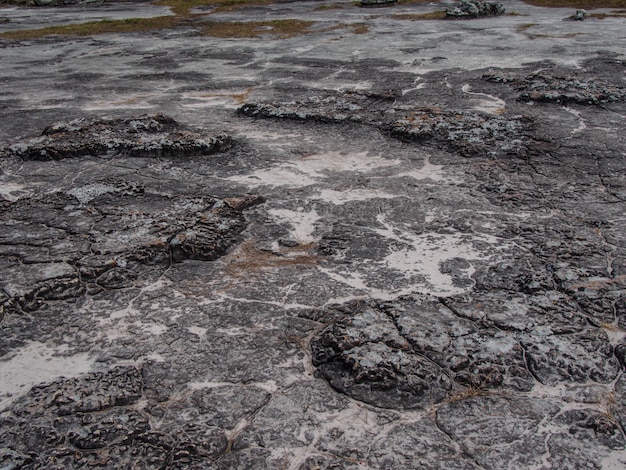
[0,166,258,315]
[240,95,530,158]
[0,2,626,468]
[436,397,560,468]
[575,9,587,21]
[483,70,626,105]
[368,417,479,469]
[1,114,231,161]
[446,1,505,18]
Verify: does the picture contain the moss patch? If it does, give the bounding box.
[199,19,315,38]
[588,10,626,18]
[397,0,442,4]
[156,0,280,15]
[0,16,180,40]
[313,3,345,10]
[522,0,626,8]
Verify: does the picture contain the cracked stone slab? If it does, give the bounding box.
[0,365,230,468]
[0,1,626,468]
[0,184,257,314]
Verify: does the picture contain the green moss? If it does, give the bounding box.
[155,0,279,15]
[397,0,442,4]
[313,3,345,10]
[588,10,626,18]
[0,16,180,40]
[199,19,315,38]
[522,0,626,8]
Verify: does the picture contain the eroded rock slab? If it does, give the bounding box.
[0,117,262,317]
[483,69,626,105]
[239,92,531,158]
[446,1,505,19]
[1,2,626,468]
[0,365,232,468]
[0,113,231,161]
[0,185,259,314]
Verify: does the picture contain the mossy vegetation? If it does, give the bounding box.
[522,0,626,8]
[199,19,315,38]
[396,0,443,5]
[154,0,278,16]
[0,16,181,40]
[0,0,325,40]
[313,3,345,11]
[588,10,626,18]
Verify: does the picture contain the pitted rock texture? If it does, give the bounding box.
[240,94,530,158]
[311,291,622,409]
[0,124,263,314]
[238,90,399,125]
[0,365,234,468]
[387,108,529,158]
[0,114,231,161]
[446,1,505,18]
[311,297,452,409]
[483,69,626,105]
[1,2,626,468]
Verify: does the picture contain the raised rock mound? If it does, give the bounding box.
[312,293,621,409]
[0,185,263,315]
[0,365,231,468]
[483,70,626,105]
[446,1,505,18]
[1,113,231,161]
[388,107,528,158]
[239,92,529,158]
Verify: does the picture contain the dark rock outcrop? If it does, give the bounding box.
[446,1,505,18]
[1,114,231,161]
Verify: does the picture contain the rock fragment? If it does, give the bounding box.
[0,178,259,314]
[240,92,530,158]
[0,366,230,467]
[446,1,505,18]
[483,70,626,105]
[1,113,231,161]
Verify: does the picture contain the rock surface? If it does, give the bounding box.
[446,0,505,18]
[1,0,626,468]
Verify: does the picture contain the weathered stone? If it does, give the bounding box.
[368,417,479,469]
[0,171,258,314]
[436,397,560,468]
[12,366,143,418]
[1,114,231,161]
[446,1,505,18]
[483,69,626,105]
[521,329,620,386]
[1,2,626,468]
[240,95,530,158]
